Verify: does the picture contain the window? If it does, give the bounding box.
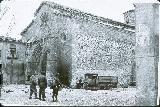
[0,50,1,58]
[44,38,47,42]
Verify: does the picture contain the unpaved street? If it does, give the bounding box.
[0,84,138,106]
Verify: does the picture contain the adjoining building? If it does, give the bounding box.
[0,36,26,84]
[21,1,136,87]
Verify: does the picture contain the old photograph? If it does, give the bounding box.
[0,0,159,106]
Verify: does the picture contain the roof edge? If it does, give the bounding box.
[34,1,135,31]
[20,20,35,36]
[123,9,135,14]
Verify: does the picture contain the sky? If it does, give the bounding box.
[0,0,159,40]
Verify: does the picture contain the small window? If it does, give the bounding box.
[44,38,47,42]
[0,50,1,58]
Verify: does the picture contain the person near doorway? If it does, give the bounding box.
[29,74,38,99]
[38,71,47,101]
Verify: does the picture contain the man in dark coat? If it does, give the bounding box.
[29,74,38,99]
[0,67,3,97]
[38,72,47,101]
[50,79,60,102]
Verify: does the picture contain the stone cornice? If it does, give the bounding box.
[34,1,135,31]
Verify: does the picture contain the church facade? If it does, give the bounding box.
[21,1,136,86]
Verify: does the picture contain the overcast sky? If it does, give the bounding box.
[0,0,159,39]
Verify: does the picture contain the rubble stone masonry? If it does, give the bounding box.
[21,1,135,86]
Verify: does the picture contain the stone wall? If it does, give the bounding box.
[21,1,136,86]
[71,18,135,85]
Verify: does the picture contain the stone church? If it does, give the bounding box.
[21,1,136,86]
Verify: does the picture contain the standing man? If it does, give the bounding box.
[0,65,3,97]
[38,72,47,101]
[29,74,38,99]
[50,79,59,102]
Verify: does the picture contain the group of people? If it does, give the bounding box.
[29,72,60,102]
